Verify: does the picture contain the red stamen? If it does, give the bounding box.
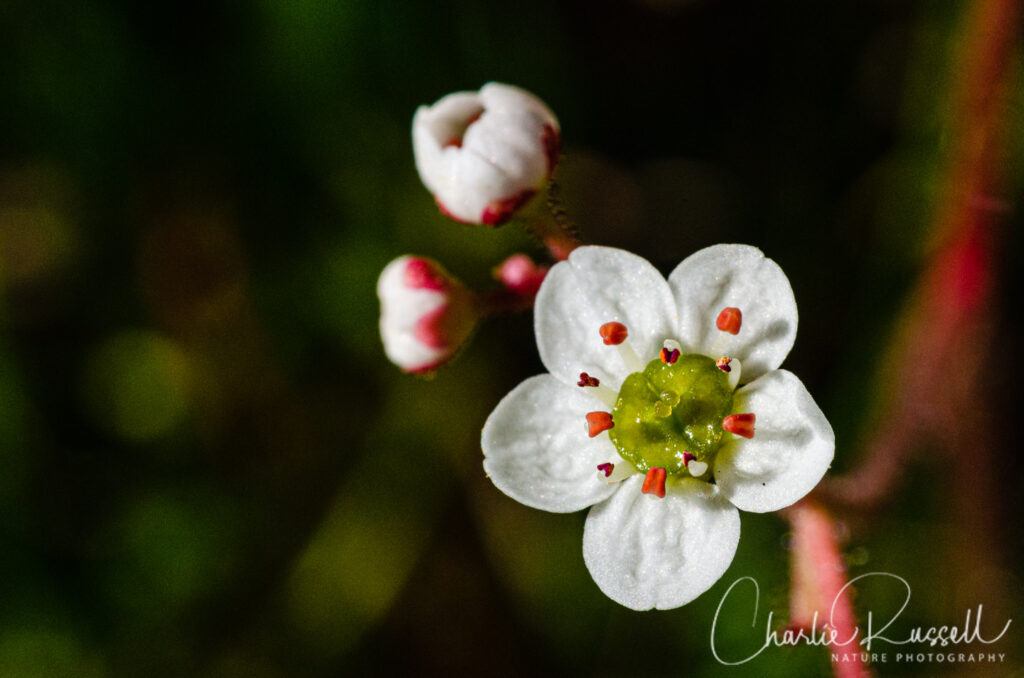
[659,347,680,364]
[723,413,756,438]
[599,322,628,346]
[716,307,742,335]
[682,451,696,467]
[597,462,614,478]
[586,411,614,437]
[716,356,732,373]
[577,372,600,387]
[642,467,667,498]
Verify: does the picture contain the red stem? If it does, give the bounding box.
[787,500,872,678]
[524,216,579,262]
[815,0,1018,511]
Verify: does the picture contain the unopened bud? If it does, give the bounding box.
[377,256,477,373]
[493,253,548,297]
[412,83,560,226]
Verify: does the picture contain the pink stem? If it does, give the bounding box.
[814,0,1018,511]
[787,500,872,678]
[518,178,582,262]
[524,217,579,262]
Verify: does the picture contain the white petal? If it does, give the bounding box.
[582,476,740,610]
[469,83,557,185]
[412,125,510,222]
[714,370,834,513]
[535,246,678,388]
[668,244,797,382]
[482,375,619,513]
[411,91,484,195]
[377,256,447,371]
[480,82,559,129]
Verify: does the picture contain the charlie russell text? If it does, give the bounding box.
[710,572,1012,666]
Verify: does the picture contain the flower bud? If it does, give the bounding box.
[412,82,560,226]
[377,255,477,373]
[493,253,548,297]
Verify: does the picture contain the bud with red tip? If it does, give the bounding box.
[377,256,477,373]
[493,253,549,297]
[412,82,561,226]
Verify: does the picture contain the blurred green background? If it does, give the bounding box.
[1,0,1022,676]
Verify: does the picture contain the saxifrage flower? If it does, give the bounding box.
[481,245,834,610]
[412,82,560,226]
[378,255,477,373]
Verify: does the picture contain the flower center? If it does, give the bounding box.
[608,354,733,477]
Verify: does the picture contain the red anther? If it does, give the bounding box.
[716,307,743,335]
[577,372,600,388]
[723,413,756,438]
[641,467,667,498]
[716,356,732,373]
[659,347,680,364]
[682,451,696,467]
[597,462,615,478]
[599,322,628,346]
[586,411,614,437]
[481,189,536,226]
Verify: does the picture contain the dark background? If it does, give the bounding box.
[1,0,1022,675]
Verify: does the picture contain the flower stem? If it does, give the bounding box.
[520,178,582,262]
[475,289,537,317]
[785,500,871,678]
[815,0,1018,511]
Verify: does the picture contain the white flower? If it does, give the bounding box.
[481,245,834,610]
[412,82,560,226]
[378,255,476,373]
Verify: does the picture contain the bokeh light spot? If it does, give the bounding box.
[0,626,106,678]
[83,330,192,441]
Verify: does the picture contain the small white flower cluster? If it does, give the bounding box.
[376,84,835,612]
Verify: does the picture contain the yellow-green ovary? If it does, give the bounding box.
[608,354,733,475]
